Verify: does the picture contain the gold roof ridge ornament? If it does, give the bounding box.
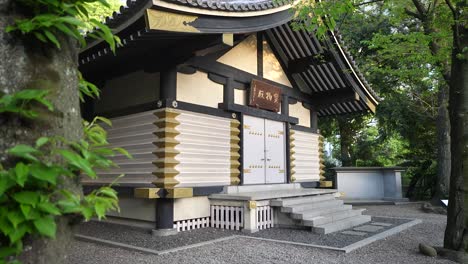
[146,9,200,33]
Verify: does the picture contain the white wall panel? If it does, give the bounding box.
[292,130,320,182]
[217,34,257,75]
[177,71,223,108]
[175,110,232,187]
[289,103,311,127]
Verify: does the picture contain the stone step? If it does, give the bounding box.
[281,199,344,213]
[312,215,372,234]
[291,204,352,220]
[271,193,336,207]
[302,209,366,227]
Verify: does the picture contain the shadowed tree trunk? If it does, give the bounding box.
[405,0,452,202]
[338,117,353,166]
[0,1,82,263]
[444,15,467,253]
[435,84,451,200]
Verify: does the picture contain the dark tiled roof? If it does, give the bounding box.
[161,0,289,11]
[265,23,379,116]
[104,0,152,29]
[333,31,381,101]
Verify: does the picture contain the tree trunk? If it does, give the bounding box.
[434,84,451,200]
[0,2,82,263]
[444,20,467,253]
[338,117,353,167]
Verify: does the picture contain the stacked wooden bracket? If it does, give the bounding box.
[318,135,332,188]
[135,108,193,199]
[153,108,181,188]
[230,118,241,185]
[289,129,296,182]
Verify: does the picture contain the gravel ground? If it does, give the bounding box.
[76,221,238,251]
[68,204,454,264]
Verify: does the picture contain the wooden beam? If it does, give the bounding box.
[134,188,161,199]
[287,54,331,74]
[313,89,360,110]
[166,188,193,198]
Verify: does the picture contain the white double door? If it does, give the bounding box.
[243,115,286,184]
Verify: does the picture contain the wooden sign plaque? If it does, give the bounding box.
[249,79,282,112]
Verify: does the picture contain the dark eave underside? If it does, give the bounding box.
[265,23,378,117]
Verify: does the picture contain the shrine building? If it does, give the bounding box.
[79,0,379,235]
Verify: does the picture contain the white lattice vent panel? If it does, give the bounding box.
[173,217,210,232]
[210,205,244,230]
[256,206,274,230]
[292,130,321,182]
[175,110,232,187]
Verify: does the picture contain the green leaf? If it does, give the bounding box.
[30,163,59,185]
[81,206,94,221]
[34,31,48,43]
[0,171,15,196]
[14,162,29,187]
[113,147,132,159]
[12,191,39,206]
[15,89,48,100]
[93,116,112,127]
[43,29,61,49]
[38,201,61,216]
[20,204,31,219]
[7,211,24,229]
[7,145,39,161]
[35,137,50,148]
[8,223,29,244]
[94,202,107,220]
[58,150,96,178]
[0,246,17,258]
[33,216,56,238]
[97,187,118,199]
[59,16,84,27]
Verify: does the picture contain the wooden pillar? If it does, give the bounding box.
[281,94,289,116]
[257,32,263,78]
[224,77,234,105]
[152,198,177,236]
[160,66,177,100]
[310,110,318,132]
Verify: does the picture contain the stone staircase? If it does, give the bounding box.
[271,191,371,234]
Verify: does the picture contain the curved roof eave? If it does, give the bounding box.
[152,0,298,17]
[330,30,380,110]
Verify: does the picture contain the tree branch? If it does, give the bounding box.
[412,0,428,17]
[444,0,457,20]
[405,8,422,19]
[354,0,384,7]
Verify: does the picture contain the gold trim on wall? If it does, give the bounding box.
[152,108,181,188]
[230,119,241,185]
[146,9,200,33]
[134,188,161,199]
[289,129,296,182]
[318,135,326,182]
[166,188,193,198]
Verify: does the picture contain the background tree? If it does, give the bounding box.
[293,0,466,256]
